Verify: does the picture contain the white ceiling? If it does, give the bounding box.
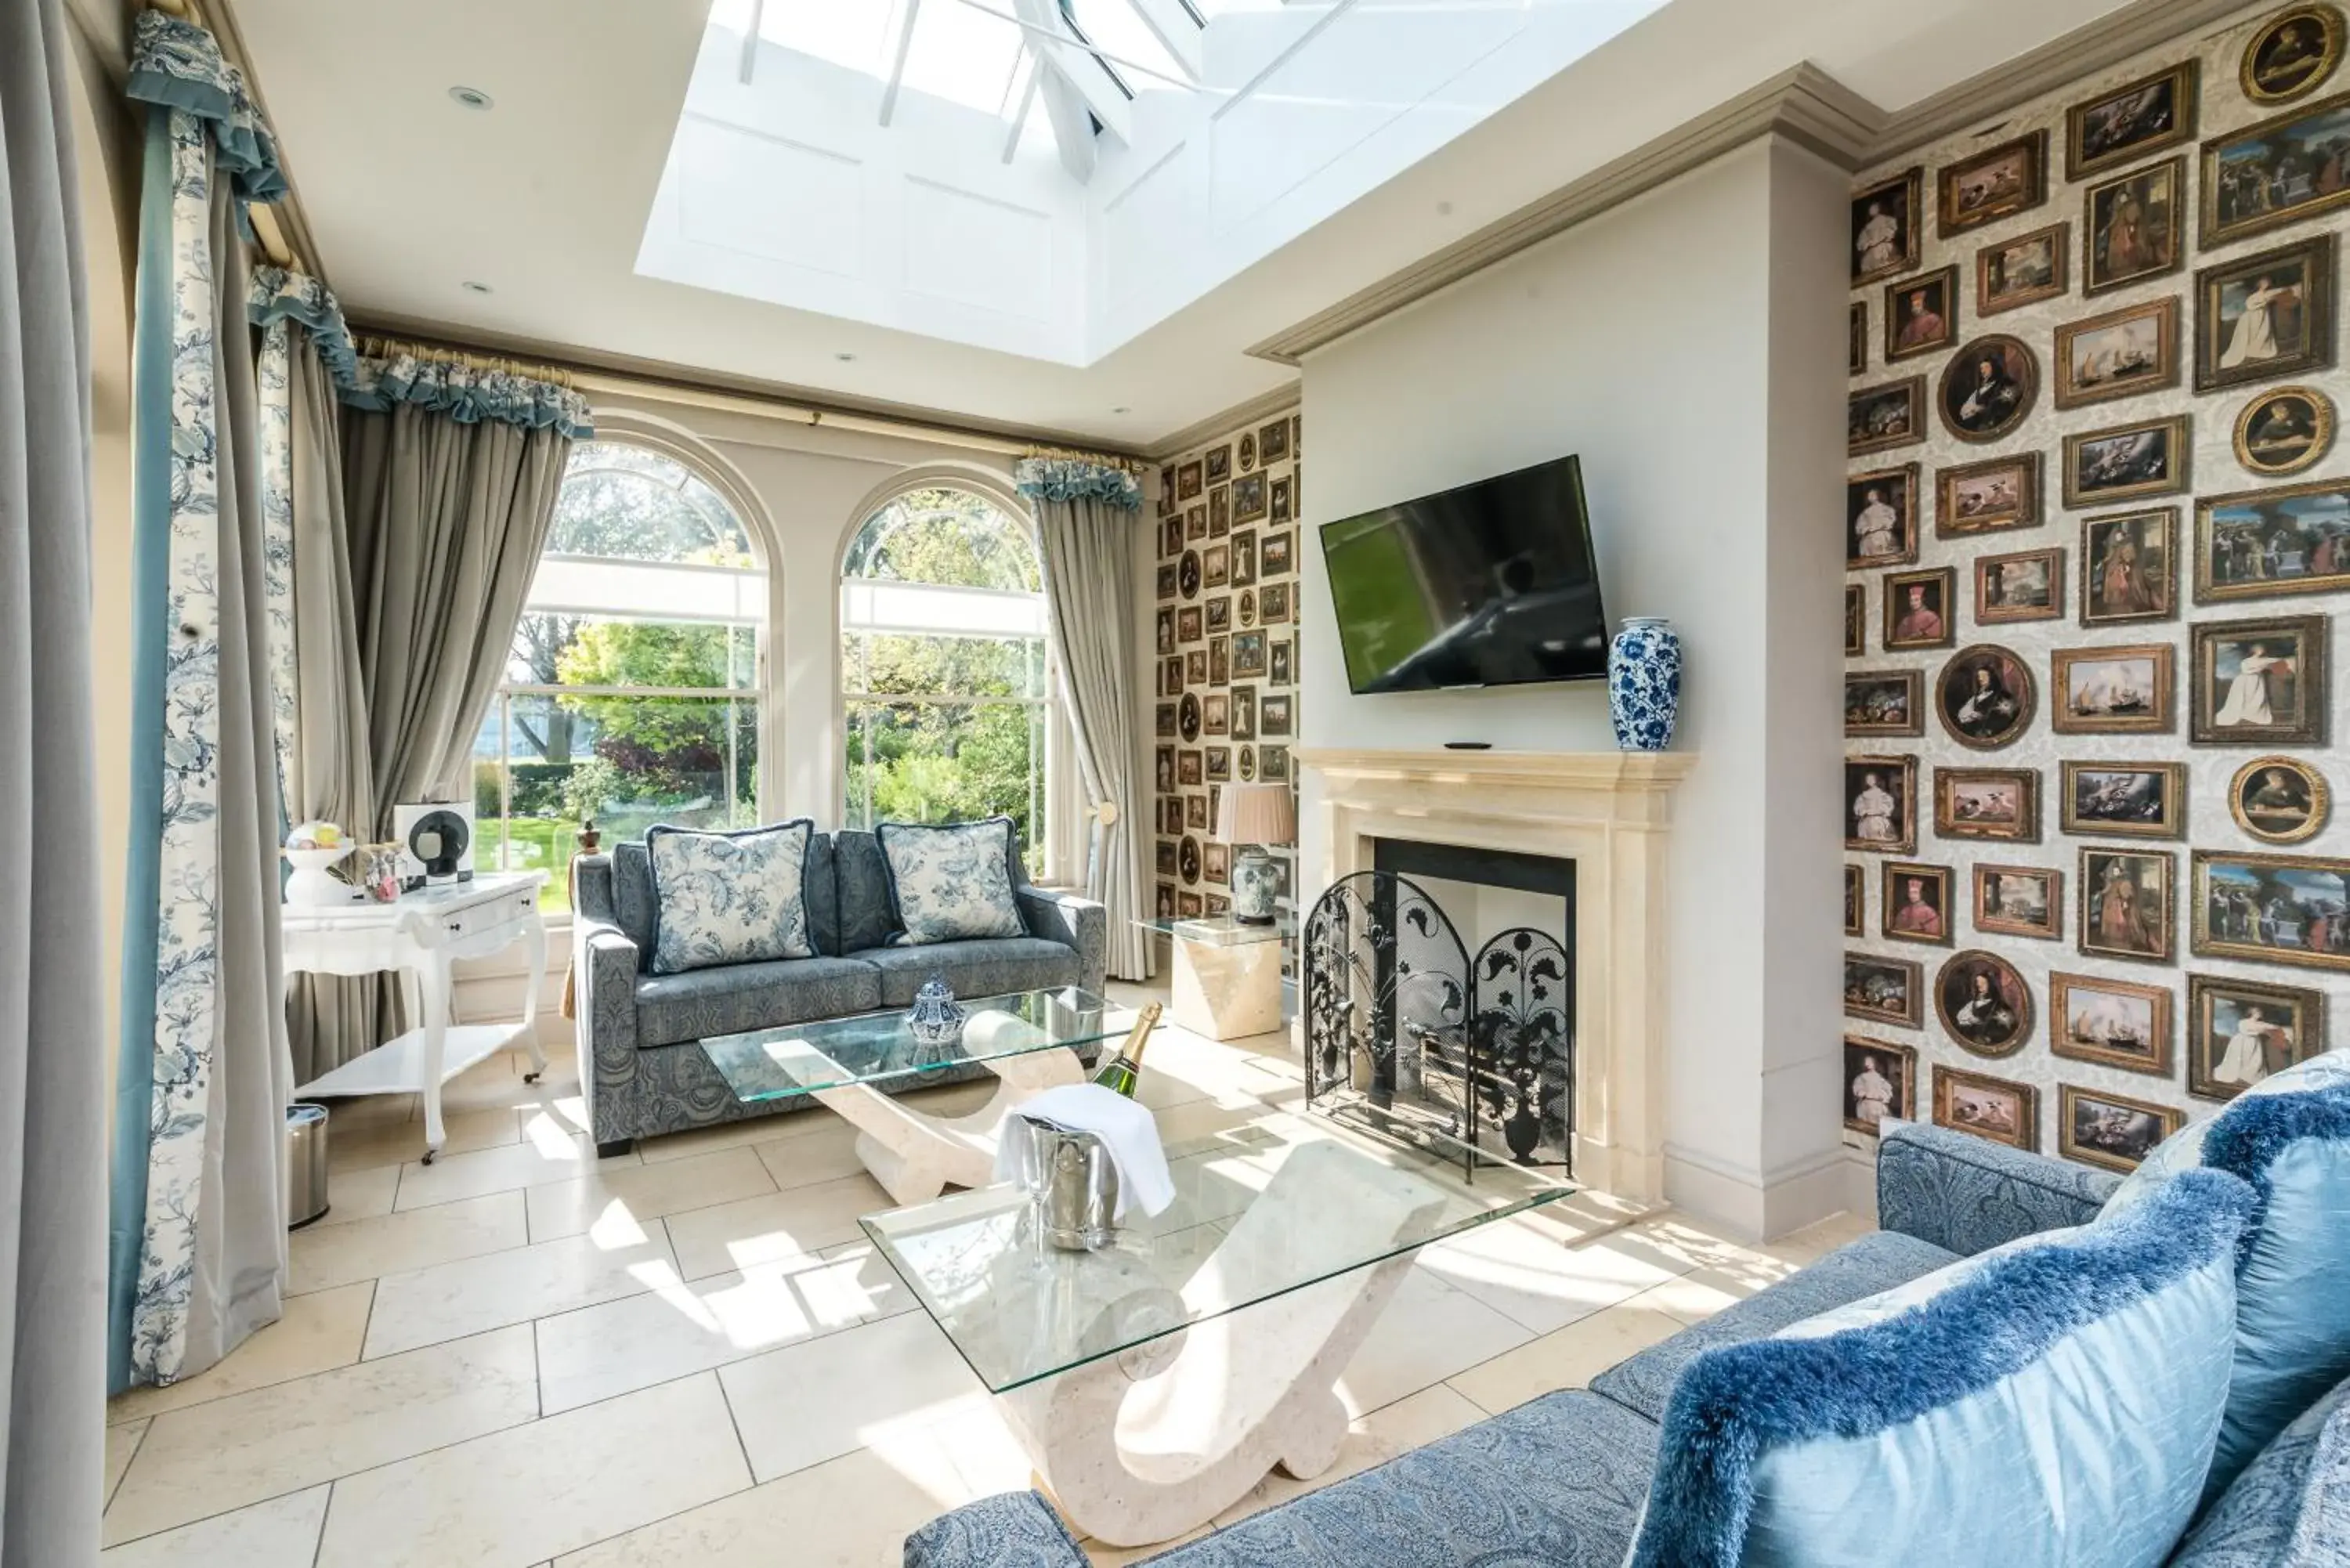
[230,0,2149,448]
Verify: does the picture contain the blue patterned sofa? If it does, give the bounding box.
[572,829,1106,1154]
[902,1119,2344,1566]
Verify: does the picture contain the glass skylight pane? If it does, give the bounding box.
[1065,0,1185,89]
[757,0,893,75]
[901,2,1026,114]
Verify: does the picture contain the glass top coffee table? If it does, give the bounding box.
[700,986,1120,1205]
[863,1109,1577,1547]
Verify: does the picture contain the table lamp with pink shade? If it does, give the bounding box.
[1216,782,1296,925]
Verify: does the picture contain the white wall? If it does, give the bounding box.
[1296,136,1847,1237]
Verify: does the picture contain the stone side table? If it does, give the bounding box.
[1144,916,1285,1042]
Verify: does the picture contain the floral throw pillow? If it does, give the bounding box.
[877,818,1026,945]
[645,821,816,975]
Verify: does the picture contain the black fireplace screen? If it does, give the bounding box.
[1302,871,1574,1178]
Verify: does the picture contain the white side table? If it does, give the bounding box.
[285,872,549,1161]
[1143,916,1285,1042]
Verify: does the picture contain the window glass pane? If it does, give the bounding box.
[557,694,750,840]
[508,612,746,692]
[549,442,754,565]
[842,632,1047,700]
[844,699,1043,873]
[843,488,1040,591]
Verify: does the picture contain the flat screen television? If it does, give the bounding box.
[1318,453,1609,695]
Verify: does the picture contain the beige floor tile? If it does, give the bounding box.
[1148,1095,1274,1149]
[553,1443,967,1568]
[109,1283,374,1424]
[311,1093,415,1135]
[309,1162,400,1227]
[288,1190,526,1295]
[535,1241,906,1414]
[665,1172,894,1281]
[1444,1296,1687,1417]
[1419,1220,1683,1336]
[432,1060,574,1118]
[633,1105,839,1165]
[103,1419,147,1511]
[329,1106,521,1172]
[1085,1529,1209,1566]
[99,1485,329,1567]
[1333,1266,1535,1418]
[753,1122,874,1192]
[718,1310,989,1483]
[392,1126,633,1211]
[1642,1263,1769,1325]
[1210,1382,1485,1530]
[526,1146,778,1244]
[363,1216,676,1360]
[313,1373,751,1568]
[103,1326,537,1546]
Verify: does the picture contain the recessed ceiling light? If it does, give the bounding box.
[1436,200,1455,216]
[461,280,494,294]
[835,352,858,363]
[1111,406,1130,414]
[449,85,495,110]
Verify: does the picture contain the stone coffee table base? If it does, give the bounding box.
[806,1043,1086,1206]
[996,1143,1445,1548]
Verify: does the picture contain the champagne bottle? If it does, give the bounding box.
[1090,1003,1162,1098]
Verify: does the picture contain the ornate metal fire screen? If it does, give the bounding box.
[1303,873,1574,1179]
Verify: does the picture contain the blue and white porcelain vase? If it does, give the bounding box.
[906,976,967,1050]
[1607,617,1682,752]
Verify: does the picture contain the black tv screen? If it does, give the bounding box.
[1318,454,1609,695]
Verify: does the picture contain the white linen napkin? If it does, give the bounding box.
[992,1082,1176,1220]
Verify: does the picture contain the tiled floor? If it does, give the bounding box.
[102,982,1871,1566]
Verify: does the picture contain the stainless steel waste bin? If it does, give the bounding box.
[287,1103,330,1228]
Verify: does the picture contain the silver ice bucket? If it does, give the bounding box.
[1020,1118,1119,1252]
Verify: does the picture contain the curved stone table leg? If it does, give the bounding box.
[1000,1248,1419,1548]
[813,1046,1086,1206]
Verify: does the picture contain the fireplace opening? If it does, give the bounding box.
[1302,840,1575,1178]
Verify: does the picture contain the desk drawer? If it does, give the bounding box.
[436,889,538,943]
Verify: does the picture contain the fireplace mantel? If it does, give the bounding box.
[1294,746,1697,1207]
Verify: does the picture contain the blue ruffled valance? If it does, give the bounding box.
[1014,456,1141,511]
[126,12,286,205]
[247,268,595,439]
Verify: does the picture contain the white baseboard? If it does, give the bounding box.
[1662,1143,1853,1241]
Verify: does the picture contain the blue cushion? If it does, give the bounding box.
[2168,1369,2350,1566]
[2106,1048,2350,1501]
[877,818,1027,945]
[852,938,1079,1008]
[1589,1230,1958,1423]
[633,956,884,1048]
[644,820,817,974]
[1627,1169,2258,1568]
[833,829,896,954]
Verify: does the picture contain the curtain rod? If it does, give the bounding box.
[356,333,577,388]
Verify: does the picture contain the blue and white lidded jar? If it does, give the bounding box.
[1607,617,1682,752]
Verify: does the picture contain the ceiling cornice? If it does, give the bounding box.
[1141,381,1302,463]
[1243,63,1882,367]
[1245,0,2250,368]
[345,309,1152,457]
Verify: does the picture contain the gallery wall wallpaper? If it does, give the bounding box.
[1843,0,2350,1176]
[1148,408,1304,949]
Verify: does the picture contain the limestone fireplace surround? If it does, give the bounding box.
[1292,748,1696,1209]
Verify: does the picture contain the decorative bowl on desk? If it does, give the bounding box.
[283,822,363,907]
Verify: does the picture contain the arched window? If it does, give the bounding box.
[841,485,1054,873]
[475,440,767,909]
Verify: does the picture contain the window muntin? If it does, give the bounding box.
[841,487,1054,874]
[478,442,765,911]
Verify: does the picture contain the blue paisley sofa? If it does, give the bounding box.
[572,830,1106,1154]
[903,1118,2350,1567]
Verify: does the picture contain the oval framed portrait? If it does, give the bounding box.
[1938,334,2039,443]
[1179,835,1202,886]
[2230,753,2330,844]
[2242,4,2344,103]
[1935,948,2034,1057]
[2234,385,2337,477]
[1177,692,1202,742]
[1178,549,1202,600]
[1936,644,2037,749]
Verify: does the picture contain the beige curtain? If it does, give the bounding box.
[0,0,106,1552]
[343,403,568,817]
[283,334,389,1082]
